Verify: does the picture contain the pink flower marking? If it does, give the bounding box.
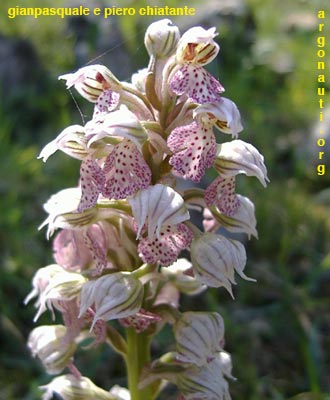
[169,64,224,104]
[119,309,162,333]
[81,308,107,345]
[61,299,84,343]
[83,228,108,274]
[204,176,240,216]
[93,89,120,120]
[167,121,216,182]
[78,140,151,210]
[78,157,105,211]
[138,223,193,266]
[102,139,151,200]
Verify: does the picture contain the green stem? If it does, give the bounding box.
[131,263,157,279]
[125,328,155,400]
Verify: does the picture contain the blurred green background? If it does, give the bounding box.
[1,0,330,399]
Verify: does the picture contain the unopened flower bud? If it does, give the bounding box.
[144,19,180,58]
[40,374,118,400]
[79,272,144,327]
[28,325,76,375]
[191,233,253,295]
[174,312,225,366]
[176,26,219,66]
[177,354,231,400]
[59,65,121,102]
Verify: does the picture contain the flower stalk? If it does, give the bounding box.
[125,329,156,400]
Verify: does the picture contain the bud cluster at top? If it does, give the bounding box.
[27,19,268,400]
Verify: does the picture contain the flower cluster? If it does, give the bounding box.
[27,19,268,400]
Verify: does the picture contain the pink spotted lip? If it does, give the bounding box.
[205,176,240,216]
[169,64,224,104]
[93,89,120,119]
[167,121,216,182]
[102,139,151,200]
[78,140,151,211]
[138,223,193,266]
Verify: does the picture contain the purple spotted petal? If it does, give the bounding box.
[93,89,120,120]
[167,121,216,182]
[169,64,224,104]
[83,226,108,273]
[78,158,105,212]
[102,139,151,200]
[138,223,193,266]
[205,176,240,216]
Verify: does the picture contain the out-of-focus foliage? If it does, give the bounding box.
[1,0,330,399]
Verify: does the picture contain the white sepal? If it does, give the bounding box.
[212,194,258,239]
[28,325,76,375]
[59,64,120,102]
[86,106,148,149]
[128,184,190,241]
[194,98,243,138]
[176,26,219,66]
[39,188,97,238]
[214,140,269,186]
[174,311,225,366]
[191,233,253,295]
[40,374,119,400]
[177,354,232,400]
[79,272,144,328]
[38,125,87,162]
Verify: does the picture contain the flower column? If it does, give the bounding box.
[27,19,268,400]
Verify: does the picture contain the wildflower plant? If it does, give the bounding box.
[26,19,268,400]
